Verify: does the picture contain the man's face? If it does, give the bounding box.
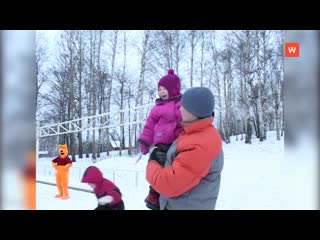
[180,105,197,122]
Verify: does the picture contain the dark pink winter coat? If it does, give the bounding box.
[81,166,124,209]
[139,95,183,148]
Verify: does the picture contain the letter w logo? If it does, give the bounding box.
[285,43,300,57]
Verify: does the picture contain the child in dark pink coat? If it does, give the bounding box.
[81,166,125,210]
[138,69,183,210]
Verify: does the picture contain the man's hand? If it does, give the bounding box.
[148,148,167,166]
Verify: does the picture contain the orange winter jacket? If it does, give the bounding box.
[146,117,223,209]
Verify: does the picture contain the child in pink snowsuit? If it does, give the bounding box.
[81,166,125,210]
[138,69,183,210]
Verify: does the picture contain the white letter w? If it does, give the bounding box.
[288,47,296,53]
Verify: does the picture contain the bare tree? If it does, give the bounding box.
[74,31,85,158]
[83,31,92,158]
[207,31,227,142]
[270,30,284,140]
[96,30,103,158]
[173,30,186,76]
[119,31,128,156]
[96,40,109,157]
[231,30,256,144]
[47,30,78,161]
[148,30,185,77]
[136,31,150,135]
[127,73,134,156]
[90,31,98,162]
[200,31,206,87]
[252,30,268,141]
[188,30,201,88]
[54,31,78,161]
[66,31,76,161]
[36,32,48,117]
[104,30,118,156]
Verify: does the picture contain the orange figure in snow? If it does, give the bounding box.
[51,144,72,199]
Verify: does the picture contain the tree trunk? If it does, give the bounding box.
[128,85,132,156]
[77,31,83,158]
[89,31,97,162]
[106,30,118,156]
[245,118,252,144]
[96,30,103,159]
[200,31,205,87]
[137,31,149,139]
[190,31,195,88]
[67,31,76,162]
[223,73,230,143]
[119,31,127,157]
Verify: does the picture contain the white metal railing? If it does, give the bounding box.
[36,165,146,188]
[37,103,153,138]
[36,103,153,161]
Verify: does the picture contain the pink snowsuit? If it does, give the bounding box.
[139,95,183,149]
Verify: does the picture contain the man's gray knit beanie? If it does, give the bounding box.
[181,87,215,119]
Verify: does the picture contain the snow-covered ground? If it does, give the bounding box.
[36,131,318,210]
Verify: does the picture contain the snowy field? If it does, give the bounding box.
[36,131,318,210]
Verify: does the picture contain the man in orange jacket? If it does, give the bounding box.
[146,87,224,210]
[51,144,72,199]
